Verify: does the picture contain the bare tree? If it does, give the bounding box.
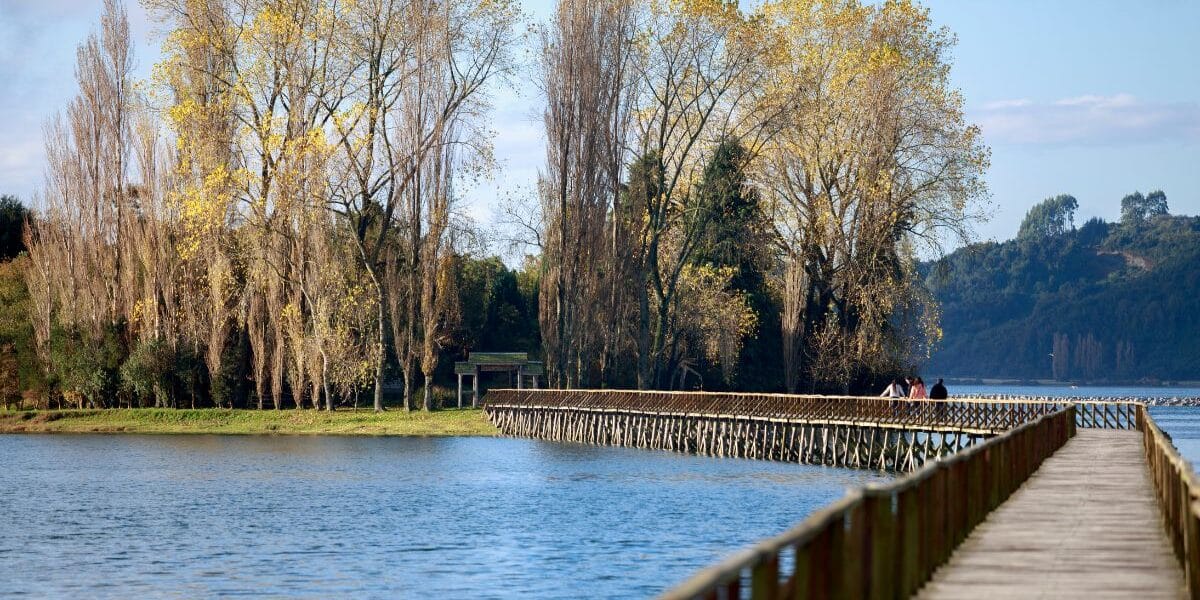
[26,0,137,407]
[538,0,635,388]
[327,0,518,411]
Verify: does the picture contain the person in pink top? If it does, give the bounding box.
[909,376,928,399]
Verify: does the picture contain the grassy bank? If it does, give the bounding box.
[0,407,497,436]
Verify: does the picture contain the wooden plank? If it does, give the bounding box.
[466,351,529,363]
[918,430,1185,599]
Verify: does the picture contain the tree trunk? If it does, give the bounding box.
[322,350,333,411]
[636,267,651,390]
[370,266,386,413]
[422,372,433,411]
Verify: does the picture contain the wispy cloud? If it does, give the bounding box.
[981,99,1032,110]
[973,94,1200,146]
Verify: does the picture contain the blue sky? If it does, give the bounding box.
[1,0,1197,247]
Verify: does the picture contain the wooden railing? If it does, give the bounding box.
[486,389,1136,434]
[1070,400,1139,429]
[659,406,1076,600]
[1141,405,1200,598]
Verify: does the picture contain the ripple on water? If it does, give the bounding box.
[0,435,888,598]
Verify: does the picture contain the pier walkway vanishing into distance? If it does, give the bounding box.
[483,390,1198,598]
[917,429,1180,599]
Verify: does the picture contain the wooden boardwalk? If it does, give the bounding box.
[918,429,1185,599]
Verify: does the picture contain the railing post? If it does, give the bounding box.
[954,459,969,545]
[1188,499,1200,600]
[791,541,811,600]
[722,576,739,600]
[827,514,845,599]
[932,463,949,565]
[866,489,895,600]
[892,484,916,597]
[750,552,778,600]
[1176,463,1188,562]
[991,439,1006,509]
[970,447,986,528]
[917,468,933,582]
[948,456,963,562]
[844,498,869,599]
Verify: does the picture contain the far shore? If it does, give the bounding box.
[944,378,1200,388]
[0,408,498,437]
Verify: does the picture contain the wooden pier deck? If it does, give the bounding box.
[918,428,1185,599]
[492,392,1195,599]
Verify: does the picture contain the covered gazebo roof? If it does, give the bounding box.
[455,352,542,407]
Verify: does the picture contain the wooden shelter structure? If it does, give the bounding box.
[455,352,543,408]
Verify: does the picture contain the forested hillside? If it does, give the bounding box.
[925,193,1200,383]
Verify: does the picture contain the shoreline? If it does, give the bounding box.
[0,408,498,437]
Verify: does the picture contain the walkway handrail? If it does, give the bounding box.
[1141,405,1200,598]
[486,389,1136,433]
[659,406,1076,600]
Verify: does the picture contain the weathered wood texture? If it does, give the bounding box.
[485,390,1183,598]
[918,429,1185,599]
[659,408,1076,600]
[1143,406,1200,598]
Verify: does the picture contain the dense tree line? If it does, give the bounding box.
[534,0,986,394]
[1,201,538,409]
[4,0,987,409]
[19,0,519,410]
[925,192,1200,383]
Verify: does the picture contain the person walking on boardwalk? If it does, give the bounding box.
[928,378,948,420]
[909,377,927,399]
[929,378,948,400]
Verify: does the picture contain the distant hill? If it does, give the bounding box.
[923,207,1200,384]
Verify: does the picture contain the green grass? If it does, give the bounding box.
[0,407,497,436]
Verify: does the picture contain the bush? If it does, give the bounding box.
[49,324,125,408]
[0,195,29,261]
[0,257,45,404]
[120,338,177,408]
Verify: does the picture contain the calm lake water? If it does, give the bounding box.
[6,385,1200,597]
[952,383,1200,399]
[952,383,1200,465]
[0,435,886,598]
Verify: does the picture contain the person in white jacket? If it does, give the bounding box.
[880,379,904,398]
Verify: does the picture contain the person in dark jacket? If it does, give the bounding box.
[929,378,948,400]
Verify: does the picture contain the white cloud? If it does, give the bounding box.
[1053,93,1136,108]
[972,94,1200,146]
[982,98,1032,110]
